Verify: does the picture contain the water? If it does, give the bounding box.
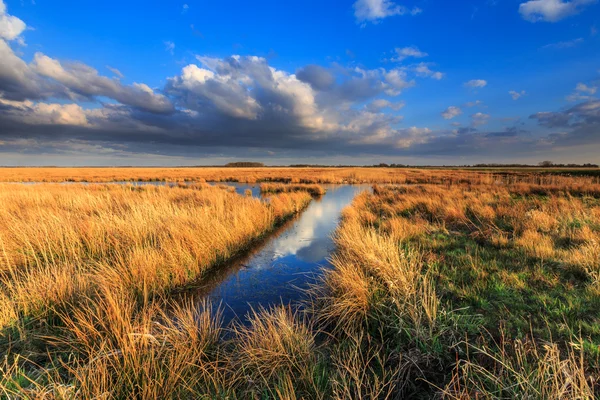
[11,180,264,198]
[10,179,368,321]
[188,184,369,324]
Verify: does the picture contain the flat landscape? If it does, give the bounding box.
[0,168,598,398]
[2,0,600,397]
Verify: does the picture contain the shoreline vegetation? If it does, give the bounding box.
[0,183,313,398]
[0,172,598,398]
[0,166,599,185]
[260,183,327,197]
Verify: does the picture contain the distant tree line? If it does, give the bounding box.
[224,162,265,167]
[471,161,599,168]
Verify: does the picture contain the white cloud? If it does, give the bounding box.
[566,82,597,101]
[31,53,173,113]
[576,83,597,94]
[396,126,432,148]
[0,97,89,126]
[182,4,189,13]
[519,0,597,22]
[383,68,415,95]
[353,0,421,24]
[169,55,333,130]
[509,90,526,100]
[414,63,444,80]
[471,112,490,126]
[441,106,462,119]
[0,0,26,41]
[393,46,428,61]
[464,79,488,89]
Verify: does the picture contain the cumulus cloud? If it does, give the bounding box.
[465,79,488,89]
[353,0,421,24]
[392,46,428,61]
[0,98,88,126]
[296,65,335,91]
[519,0,597,22]
[31,53,174,113]
[2,2,599,164]
[441,106,462,119]
[0,0,26,42]
[509,90,526,100]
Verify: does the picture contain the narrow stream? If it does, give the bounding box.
[189,184,369,323]
[10,179,368,322]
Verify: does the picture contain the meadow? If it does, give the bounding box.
[1,166,599,185]
[0,170,599,398]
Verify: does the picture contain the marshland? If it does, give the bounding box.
[0,168,598,399]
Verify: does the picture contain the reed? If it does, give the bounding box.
[260,183,326,196]
[1,167,598,186]
[306,181,599,397]
[1,175,599,398]
[0,183,311,327]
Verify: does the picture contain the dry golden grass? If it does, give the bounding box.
[232,306,320,398]
[1,166,598,186]
[260,182,326,196]
[2,173,599,398]
[0,182,314,398]
[441,338,595,399]
[0,183,311,328]
[308,181,599,398]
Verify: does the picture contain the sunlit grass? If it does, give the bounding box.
[1,176,599,398]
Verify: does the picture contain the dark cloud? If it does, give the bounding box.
[1,16,599,165]
[296,65,335,91]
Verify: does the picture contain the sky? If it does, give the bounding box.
[0,0,599,166]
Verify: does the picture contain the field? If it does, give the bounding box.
[0,169,599,398]
[1,166,599,185]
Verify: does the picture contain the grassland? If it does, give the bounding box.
[1,172,599,398]
[0,183,312,398]
[0,166,598,185]
[260,183,327,196]
[310,182,599,398]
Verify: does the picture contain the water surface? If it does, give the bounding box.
[191,184,369,323]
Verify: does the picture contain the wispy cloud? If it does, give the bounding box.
[541,37,584,49]
[164,41,175,55]
[106,66,124,79]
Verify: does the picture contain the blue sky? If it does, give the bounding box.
[0,0,599,165]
